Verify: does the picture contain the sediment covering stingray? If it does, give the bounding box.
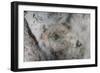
[24,11,90,61]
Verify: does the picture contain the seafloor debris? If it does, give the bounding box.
[24,11,90,61]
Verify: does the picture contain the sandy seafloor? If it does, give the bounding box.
[24,11,90,61]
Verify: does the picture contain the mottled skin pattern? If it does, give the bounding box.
[40,24,84,60]
[24,11,90,61]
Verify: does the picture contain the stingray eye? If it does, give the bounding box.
[49,32,62,41]
[53,33,60,40]
[76,40,82,47]
[50,33,60,41]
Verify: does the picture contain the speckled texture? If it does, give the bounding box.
[24,11,90,61]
